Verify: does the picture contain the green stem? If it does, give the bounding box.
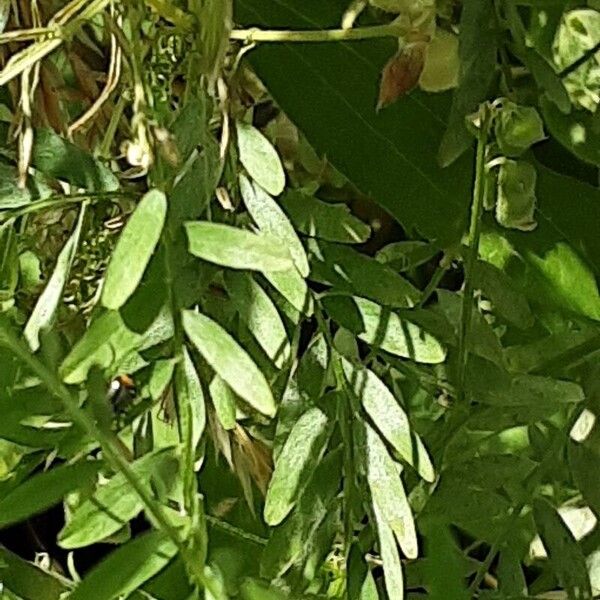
[0,191,138,221]
[229,22,407,44]
[0,27,58,44]
[456,105,491,403]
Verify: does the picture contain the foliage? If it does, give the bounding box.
[0,1,600,599]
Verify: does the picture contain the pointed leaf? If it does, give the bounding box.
[264,407,330,525]
[263,267,314,315]
[182,309,275,417]
[374,504,405,600]
[225,271,290,367]
[0,460,101,530]
[366,424,418,559]
[69,529,178,600]
[175,347,206,453]
[209,375,237,430]
[102,190,167,310]
[236,121,285,196]
[240,175,309,277]
[342,359,434,482]
[58,448,178,549]
[24,206,85,351]
[185,221,293,272]
[281,190,371,244]
[323,295,446,363]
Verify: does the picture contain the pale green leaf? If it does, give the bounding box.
[58,448,178,549]
[264,407,330,525]
[342,359,434,482]
[373,504,405,600]
[263,267,314,315]
[323,295,446,363]
[185,221,293,272]
[102,190,167,310]
[366,424,418,559]
[209,374,237,430]
[239,175,309,277]
[236,121,285,196]
[182,309,276,417]
[175,347,206,452]
[225,271,290,367]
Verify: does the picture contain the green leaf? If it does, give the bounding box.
[175,347,206,451]
[239,175,309,277]
[102,190,167,310]
[263,267,314,316]
[0,163,34,209]
[182,309,276,417]
[261,448,342,579]
[240,578,290,600]
[373,503,405,600]
[236,121,285,196]
[0,223,18,301]
[473,260,534,329]
[59,311,141,384]
[438,0,498,166]
[264,407,330,525]
[24,205,85,351]
[32,129,119,191]
[0,460,100,529]
[185,221,293,272]
[0,546,68,600]
[58,448,178,549]
[365,423,418,560]
[280,190,371,244]
[342,359,434,482]
[541,97,600,166]
[375,241,439,272]
[527,242,600,320]
[69,529,178,600]
[322,295,446,364]
[224,271,290,368]
[533,498,593,599]
[234,0,472,244]
[209,374,237,430]
[307,239,420,308]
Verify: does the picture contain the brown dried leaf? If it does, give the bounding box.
[377,41,426,110]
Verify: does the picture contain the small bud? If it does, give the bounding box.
[496,160,538,231]
[377,42,427,110]
[495,100,546,157]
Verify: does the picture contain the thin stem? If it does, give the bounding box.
[230,22,407,44]
[0,191,139,221]
[0,27,58,44]
[456,105,491,403]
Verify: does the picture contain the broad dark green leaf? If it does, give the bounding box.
[365,423,417,559]
[69,529,178,600]
[185,221,293,272]
[239,175,309,277]
[234,0,472,244]
[240,578,290,600]
[296,332,330,401]
[236,121,285,196]
[224,271,290,368]
[323,295,446,363]
[0,222,18,300]
[58,448,178,549]
[32,129,119,191]
[307,239,420,308]
[264,407,329,525]
[533,498,593,599]
[0,459,100,529]
[438,0,498,166]
[280,190,371,244]
[342,359,434,482]
[24,205,85,351]
[0,163,34,209]
[182,309,276,417]
[0,546,69,600]
[102,189,167,310]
